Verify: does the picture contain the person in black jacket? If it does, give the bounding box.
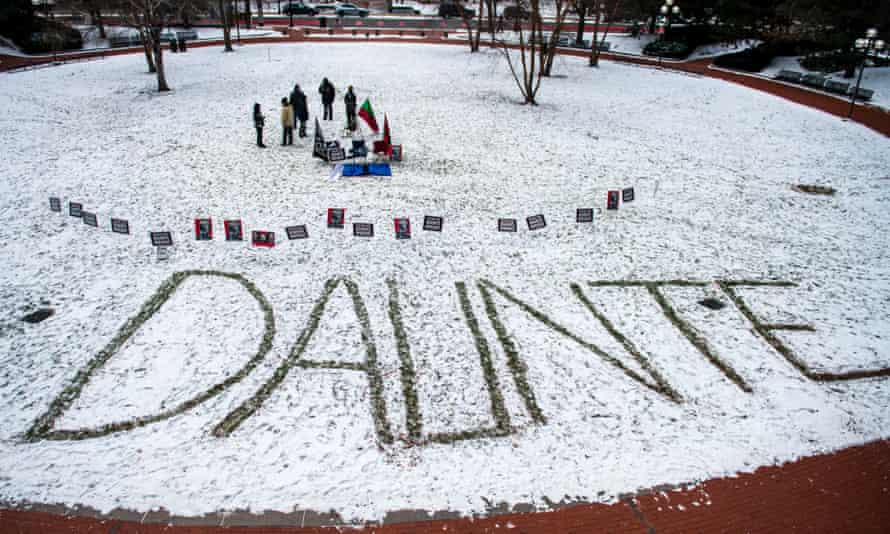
[318,78,335,121]
[344,85,357,131]
[291,85,309,138]
[253,102,266,147]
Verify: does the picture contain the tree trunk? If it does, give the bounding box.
[575,8,585,45]
[140,28,157,73]
[220,0,234,51]
[93,9,106,39]
[244,0,252,29]
[151,28,170,92]
[589,6,600,66]
[255,0,264,26]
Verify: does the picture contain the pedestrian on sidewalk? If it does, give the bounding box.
[344,85,357,131]
[280,97,294,145]
[253,102,266,148]
[319,77,336,120]
[292,85,309,137]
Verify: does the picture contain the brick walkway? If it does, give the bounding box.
[1,439,888,532]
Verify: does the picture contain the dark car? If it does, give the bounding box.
[503,5,529,20]
[390,5,421,15]
[438,2,474,18]
[283,2,318,15]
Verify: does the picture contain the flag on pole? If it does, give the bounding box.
[358,99,379,133]
[373,114,392,156]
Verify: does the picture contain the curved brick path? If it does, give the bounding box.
[2,36,889,532]
[1,439,888,532]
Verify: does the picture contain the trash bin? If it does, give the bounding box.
[320,16,327,28]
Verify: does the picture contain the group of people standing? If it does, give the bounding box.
[252,78,359,148]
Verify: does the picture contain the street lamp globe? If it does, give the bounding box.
[855,38,867,49]
[876,40,886,50]
[672,6,680,14]
[665,0,674,5]
[866,28,878,39]
[660,5,668,14]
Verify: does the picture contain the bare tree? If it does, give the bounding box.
[219,0,233,51]
[497,0,544,104]
[589,0,620,66]
[122,0,171,91]
[573,0,593,44]
[254,0,263,26]
[462,0,485,52]
[540,0,572,76]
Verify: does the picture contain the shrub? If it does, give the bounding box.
[643,40,691,59]
[24,19,83,53]
[713,43,775,71]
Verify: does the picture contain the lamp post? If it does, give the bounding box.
[657,0,679,67]
[848,28,885,119]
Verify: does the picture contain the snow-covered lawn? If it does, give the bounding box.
[0,42,889,522]
[762,55,890,110]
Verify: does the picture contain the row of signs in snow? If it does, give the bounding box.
[49,187,635,248]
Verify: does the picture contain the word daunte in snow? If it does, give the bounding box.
[25,273,890,445]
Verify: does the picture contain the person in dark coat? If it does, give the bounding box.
[344,85,357,131]
[291,85,309,138]
[318,78,335,121]
[253,102,266,148]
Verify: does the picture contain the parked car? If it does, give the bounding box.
[438,2,474,18]
[335,3,370,17]
[390,5,421,15]
[313,3,337,14]
[283,2,318,15]
[502,5,529,20]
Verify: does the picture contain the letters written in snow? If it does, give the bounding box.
[328,208,345,229]
[286,225,309,240]
[252,231,275,247]
[69,202,83,218]
[527,214,546,231]
[49,197,61,212]
[498,218,517,232]
[82,212,98,227]
[607,191,620,210]
[111,218,130,235]
[423,215,443,232]
[353,222,374,237]
[150,231,173,247]
[577,208,594,223]
[622,187,635,202]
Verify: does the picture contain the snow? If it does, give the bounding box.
[762,56,890,110]
[0,42,889,523]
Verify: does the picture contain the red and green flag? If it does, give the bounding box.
[358,98,379,133]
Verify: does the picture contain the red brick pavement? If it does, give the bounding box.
[1,439,888,533]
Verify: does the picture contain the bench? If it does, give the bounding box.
[848,86,874,101]
[823,79,850,95]
[109,35,141,48]
[801,73,827,88]
[775,70,802,83]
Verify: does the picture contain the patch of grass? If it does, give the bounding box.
[28,271,277,442]
[213,277,394,445]
[792,184,836,196]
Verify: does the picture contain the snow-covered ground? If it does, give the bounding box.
[76,25,279,50]
[0,43,889,523]
[762,55,890,110]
